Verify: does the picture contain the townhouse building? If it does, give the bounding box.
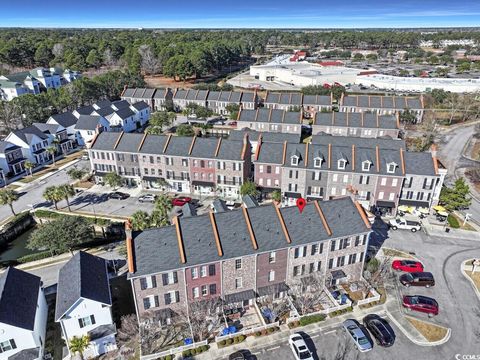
[172,89,208,111]
[126,197,371,322]
[47,112,80,145]
[0,67,81,100]
[338,94,424,122]
[0,267,48,360]
[56,252,116,358]
[153,88,174,111]
[206,91,242,115]
[32,123,73,155]
[254,135,444,215]
[121,87,156,110]
[5,126,52,165]
[312,112,400,138]
[303,94,334,118]
[263,92,303,111]
[236,108,302,135]
[0,141,27,180]
[240,91,259,110]
[88,132,251,199]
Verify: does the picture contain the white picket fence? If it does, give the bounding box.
[214,321,280,343]
[357,288,381,306]
[140,339,208,360]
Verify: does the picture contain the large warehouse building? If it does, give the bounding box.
[357,74,480,93]
[249,62,373,87]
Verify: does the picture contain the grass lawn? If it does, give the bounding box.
[406,317,448,342]
[466,271,480,292]
[382,248,414,259]
[451,213,476,231]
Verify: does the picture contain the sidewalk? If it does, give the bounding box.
[423,220,480,241]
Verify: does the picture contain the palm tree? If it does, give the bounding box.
[57,184,75,211]
[131,210,151,230]
[0,189,19,215]
[24,161,35,177]
[69,335,90,360]
[240,180,259,197]
[46,146,57,165]
[154,194,173,219]
[43,186,62,210]
[271,190,282,204]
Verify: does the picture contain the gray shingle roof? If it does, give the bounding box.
[131,101,150,111]
[239,109,301,124]
[49,112,78,128]
[314,112,398,129]
[111,100,131,110]
[242,195,259,208]
[241,92,256,103]
[75,115,103,131]
[7,347,40,360]
[404,152,436,176]
[311,134,405,150]
[114,107,135,120]
[342,95,423,110]
[129,197,369,277]
[32,122,62,135]
[256,142,285,164]
[153,88,170,99]
[55,251,111,321]
[229,129,301,144]
[91,131,122,150]
[11,126,49,144]
[76,105,95,115]
[0,267,41,330]
[138,134,168,154]
[265,92,303,105]
[303,95,332,106]
[95,100,112,109]
[115,133,145,153]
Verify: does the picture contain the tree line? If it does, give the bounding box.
[2,29,480,76]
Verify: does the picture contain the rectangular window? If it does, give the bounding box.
[235,259,242,270]
[269,252,276,263]
[208,264,216,276]
[328,258,334,269]
[235,278,242,289]
[379,191,384,200]
[293,265,300,276]
[392,178,398,187]
[191,268,198,279]
[268,270,275,282]
[311,244,318,255]
[0,340,16,352]
[389,193,395,201]
[359,252,364,263]
[200,265,207,278]
[182,158,188,166]
[275,166,280,174]
[362,234,367,246]
[193,287,200,298]
[209,284,217,295]
[333,174,338,182]
[330,240,336,251]
[78,315,96,328]
[337,256,345,267]
[201,285,208,296]
[259,165,264,173]
[309,262,315,274]
[381,178,387,186]
[343,174,348,183]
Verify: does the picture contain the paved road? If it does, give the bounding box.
[0,159,91,223]
[240,227,480,360]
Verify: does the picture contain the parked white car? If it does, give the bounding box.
[138,194,156,203]
[288,333,314,360]
[389,217,422,232]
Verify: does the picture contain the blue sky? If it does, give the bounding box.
[1,0,480,28]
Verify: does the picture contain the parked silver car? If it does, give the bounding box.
[342,319,373,352]
[138,194,157,203]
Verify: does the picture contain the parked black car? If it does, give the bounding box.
[399,272,435,288]
[363,314,395,347]
[108,191,130,200]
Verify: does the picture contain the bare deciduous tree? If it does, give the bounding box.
[138,44,160,75]
[103,49,116,67]
[185,298,223,341]
[52,43,65,58]
[289,273,330,315]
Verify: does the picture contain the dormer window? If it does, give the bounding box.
[291,156,299,166]
[387,162,397,173]
[338,159,347,170]
[362,161,371,172]
[314,157,322,168]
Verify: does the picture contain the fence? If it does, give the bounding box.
[357,289,381,306]
[140,340,208,360]
[214,321,280,343]
[286,302,352,324]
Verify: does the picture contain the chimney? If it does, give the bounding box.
[125,219,135,273]
[430,143,438,157]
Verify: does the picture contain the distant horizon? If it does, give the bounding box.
[2,0,480,29]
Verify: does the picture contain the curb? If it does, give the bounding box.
[460,260,480,302]
[385,310,451,346]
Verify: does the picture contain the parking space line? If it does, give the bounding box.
[324,329,336,335]
[266,346,280,351]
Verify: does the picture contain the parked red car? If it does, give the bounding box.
[402,295,439,317]
[392,260,424,273]
[171,196,192,207]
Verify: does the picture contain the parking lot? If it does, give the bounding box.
[222,316,448,360]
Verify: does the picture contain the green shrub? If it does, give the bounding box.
[219,340,226,346]
[238,335,245,342]
[233,337,239,344]
[17,251,53,264]
[226,338,233,345]
[255,331,262,337]
[182,349,191,357]
[267,327,275,333]
[201,345,209,351]
[299,314,327,326]
[164,356,173,360]
[347,306,353,312]
[447,214,460,228]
